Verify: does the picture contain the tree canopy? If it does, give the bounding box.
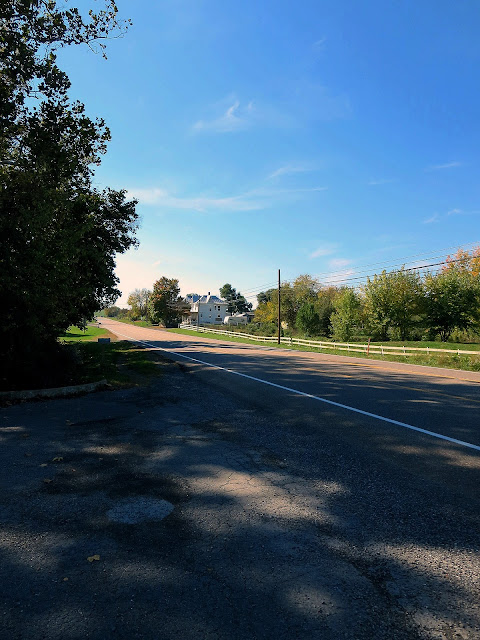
[1,1,138,386]
[423,268,480,341]
[127,288,151,319]
[149,277,182,326]
[219,283,252,313]
[363,268,423,341]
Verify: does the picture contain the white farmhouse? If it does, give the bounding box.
[182,293,229,325]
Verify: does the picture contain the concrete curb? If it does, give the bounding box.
[0,379,108,402]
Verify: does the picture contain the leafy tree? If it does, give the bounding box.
[0,1,137,385]
[257,289,275,305]
[443,247,480,278]
[219,283,252,313]
[363,268,423,340]
[127,288,151,319]
[423,269,480,341]
[293,274,321,304]
[330,288,361,341]
[254,299,277,323]
[296,303,321,337]
[149,277,182,326]
[315,286,337,336]
[104,306,122,318]
[255,276,322,329]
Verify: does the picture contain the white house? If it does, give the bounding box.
[182,293,229,325]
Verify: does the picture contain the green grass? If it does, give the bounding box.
[56,323,165,387]
[368,340,480,351]
[60,325,110,342]
[167,328,480,373]
[70,341,165,386]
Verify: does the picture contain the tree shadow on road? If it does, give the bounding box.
[0,357,479,640]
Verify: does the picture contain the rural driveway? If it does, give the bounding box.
[1,319,479,639]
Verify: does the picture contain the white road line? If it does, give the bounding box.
[110,327,480,453]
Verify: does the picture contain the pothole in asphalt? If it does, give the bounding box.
[106,497,174,524]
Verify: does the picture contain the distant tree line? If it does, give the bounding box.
[104,248,480,343]
[254,248,480,342]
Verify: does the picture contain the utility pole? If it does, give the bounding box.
[277,268,281,344]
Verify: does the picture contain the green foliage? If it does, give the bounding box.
[0,1,137,387]
[363,268,423,340]
[220,283,252,313]
[103,306,128,317]
[330,288,361,341]
[256,289,275,305]
[315,287,336,336]
[296,303,321,337]
[255,276,321,328]
[149,277,181,326]
[423,268,480,341]
[127,288,151,319]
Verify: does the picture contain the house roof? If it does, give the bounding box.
[186,293,227,304]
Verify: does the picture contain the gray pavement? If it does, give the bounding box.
[1,321,480,639]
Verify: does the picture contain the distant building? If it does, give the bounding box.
[182,292,229,325]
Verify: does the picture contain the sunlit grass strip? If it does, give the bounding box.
[60,325,110,342]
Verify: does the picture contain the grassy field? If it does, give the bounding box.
[167,328,480,372]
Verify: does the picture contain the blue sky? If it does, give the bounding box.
[59,0,480,305]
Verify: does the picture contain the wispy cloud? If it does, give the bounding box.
[425,161,462,171]
[368,178,396,186]
[267,165,310,180]
[127,187,266,212]
[312,37,326,53]
[193,84,348,134]
[193,99,254,133]
[127,184,327,214]
[309,243,338,259]
[328,258,351,270]
[192,95,295,134]
[423,207,480,224]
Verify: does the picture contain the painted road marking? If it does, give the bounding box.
[109,327,480,453]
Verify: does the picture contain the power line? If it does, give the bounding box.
[241,254,475,304]
[308,240,480,280]
[240,241,480,298]
[291,256,468,289]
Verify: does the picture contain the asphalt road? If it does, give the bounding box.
[1,318,479,639]
[103,318,480,497]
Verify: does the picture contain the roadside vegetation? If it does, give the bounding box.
[1,324,164,393]
[59,326,164,388]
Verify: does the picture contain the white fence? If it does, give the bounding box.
[177,323,479,357]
